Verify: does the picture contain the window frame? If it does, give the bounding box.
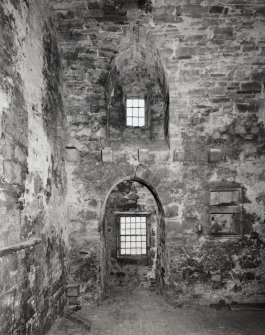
[115,212,151,262]
[209,188,243,237]
[125,97,147,129]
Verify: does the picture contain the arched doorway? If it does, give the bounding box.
[100,177,166,297]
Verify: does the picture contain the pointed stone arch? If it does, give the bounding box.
[99,174,167,298]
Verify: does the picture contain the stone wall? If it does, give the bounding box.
[54,0,265,305]
[0,1,68,334]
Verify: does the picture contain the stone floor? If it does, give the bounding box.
[48,287,265,335]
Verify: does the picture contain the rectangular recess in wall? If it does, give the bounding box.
[210,213,241,235]
[209,188,242,236]
[209,189,241,206]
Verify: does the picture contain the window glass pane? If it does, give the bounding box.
[140,217,146,222]
[140,221,146,229]
[127,108,133,117]
[133,108,139,117]
[139,99,145,108]
[141,249,146,254]
[136,249,141,255]
[132,118,138,127]
[127,117,133,126]
[121,217,126,223]
[121,249,126,255]
[127,99,133,107]
[139,118,145,127]
[139,108,144,117]
[132,99,138,107]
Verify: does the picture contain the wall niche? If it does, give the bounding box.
[105,41,169,150]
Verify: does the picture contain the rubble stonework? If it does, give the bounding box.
[0,1,68,334]
[1,0,265,333]
[54,0,265,306]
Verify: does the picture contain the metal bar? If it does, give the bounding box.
[0,238,41,258]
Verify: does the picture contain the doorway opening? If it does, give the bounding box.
[101,178,166,296]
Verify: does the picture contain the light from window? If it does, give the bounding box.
[120,216,147,255]
[126,99,145,127]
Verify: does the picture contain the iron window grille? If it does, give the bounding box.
[126,98,145,127]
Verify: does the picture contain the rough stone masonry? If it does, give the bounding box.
[0,1,68,334]
[0,0,265,334]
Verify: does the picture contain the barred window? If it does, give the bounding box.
[119,216,147,255]
[126,99,145,127]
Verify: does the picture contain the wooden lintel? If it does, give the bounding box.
[0,238,41,258]
[114,211,151,215]
[209,205,241,214]
[209,188,241,192]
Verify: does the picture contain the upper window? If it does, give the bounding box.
[119,216,147,255]
[126,99,145,127]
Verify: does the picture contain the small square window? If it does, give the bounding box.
[126,99,145,127]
